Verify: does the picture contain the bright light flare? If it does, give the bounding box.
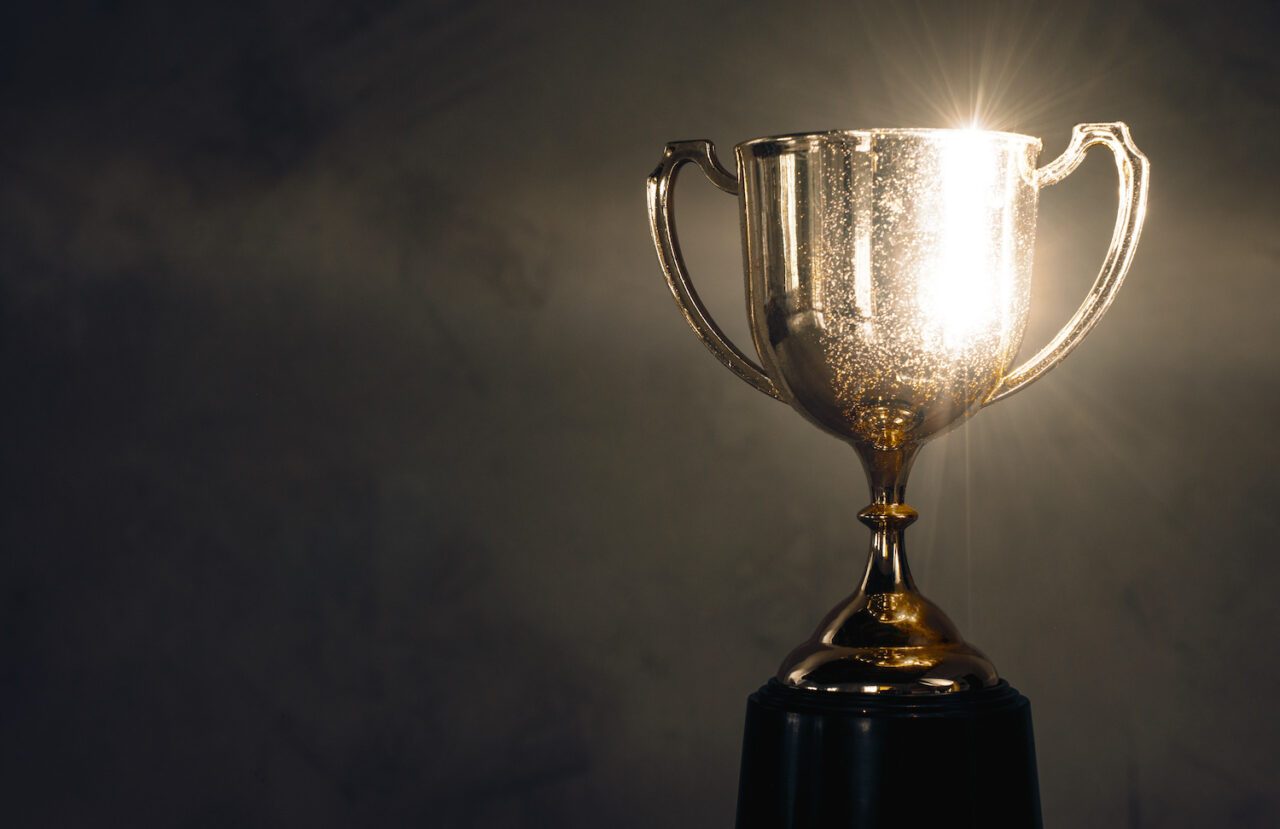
[919,129,1015,351]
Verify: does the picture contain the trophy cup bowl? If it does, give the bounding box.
[648,124,1148,827]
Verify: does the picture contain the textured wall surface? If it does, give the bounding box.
[3,1,1278,826]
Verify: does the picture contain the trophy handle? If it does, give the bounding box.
[984,122,1150,406]
[647,140,782,400]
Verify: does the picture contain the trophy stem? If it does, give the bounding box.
[740,445,1037,827]
[774,441,997,692]
[854,444,920,596]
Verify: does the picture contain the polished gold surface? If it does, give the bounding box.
[738,129,1040,447]
[647,124,1149,693]
[779,453,1000,693]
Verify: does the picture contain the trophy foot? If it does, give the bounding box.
[777,442,998,693]
[777,588,999,693]
[779,641,998,693]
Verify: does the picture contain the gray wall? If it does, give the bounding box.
[3,0,1278,826]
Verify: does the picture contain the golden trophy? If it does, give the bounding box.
[647,125,1148,828]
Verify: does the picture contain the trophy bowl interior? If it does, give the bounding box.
[737,130,1041,448]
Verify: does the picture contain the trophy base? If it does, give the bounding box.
[735,679,1041,829]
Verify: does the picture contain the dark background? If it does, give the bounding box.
[3,0,1278,826]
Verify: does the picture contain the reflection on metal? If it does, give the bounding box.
[648,124,1149,693]
[779,152,801,295]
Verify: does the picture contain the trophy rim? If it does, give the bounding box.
[736,127,1043,153]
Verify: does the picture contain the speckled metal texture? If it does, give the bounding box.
[737,129,1042,448]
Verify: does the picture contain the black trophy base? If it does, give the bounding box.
[735,679,1041,829]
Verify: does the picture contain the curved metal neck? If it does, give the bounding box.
[855,444,920,594]
[774,441,998,692]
